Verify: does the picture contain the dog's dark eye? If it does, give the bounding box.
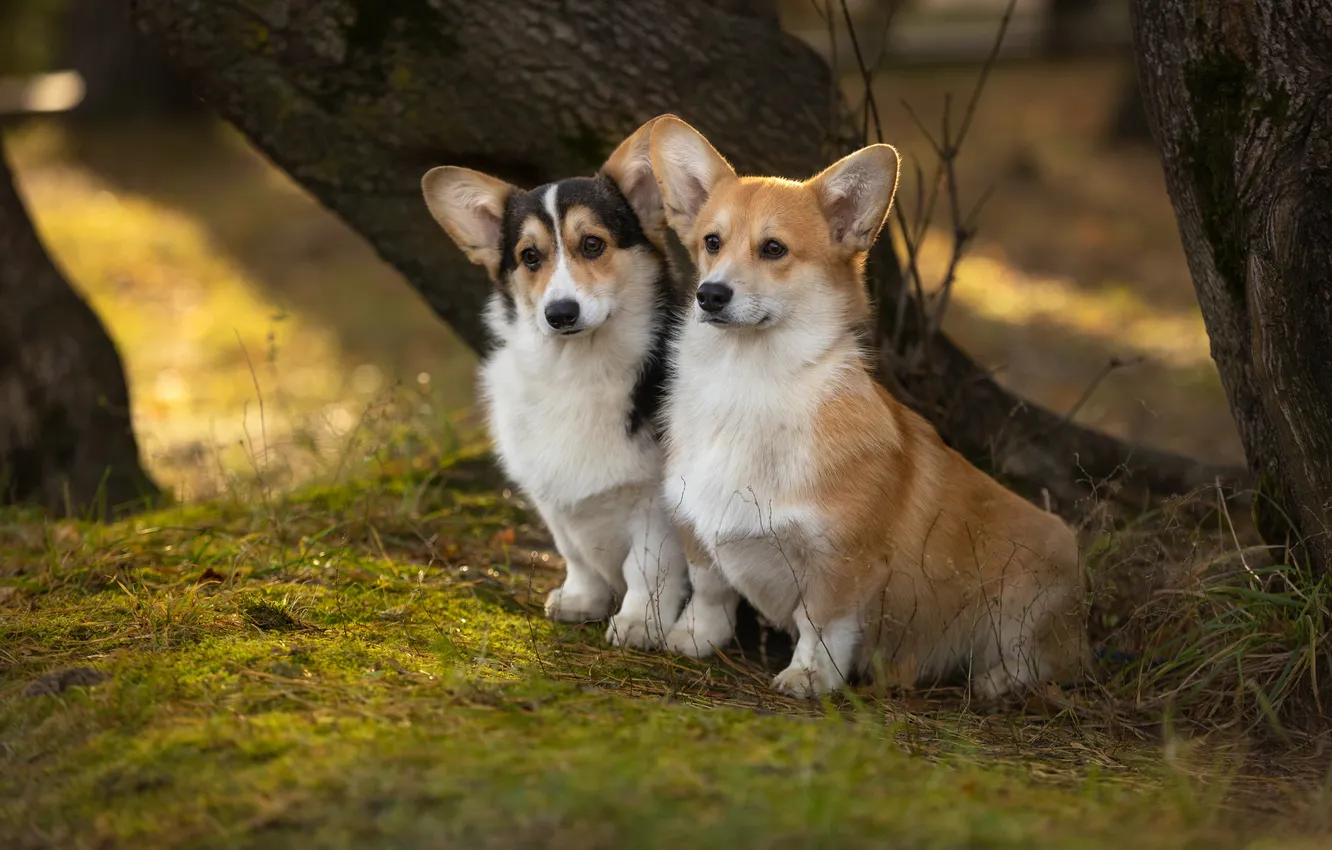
[760,239,787,260]
[581,235,606,258]
[703,233,721,254]
[520,247,541,270]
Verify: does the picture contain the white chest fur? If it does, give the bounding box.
[663,321,857,624]
[481,311,662,511]
[664,337,812,541]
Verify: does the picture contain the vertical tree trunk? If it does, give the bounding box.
[0,143,158,515]
[1131,0,1332,568]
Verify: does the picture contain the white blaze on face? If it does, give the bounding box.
[537,183,612,336]
[542,185,576,308]
[540,184,582,335]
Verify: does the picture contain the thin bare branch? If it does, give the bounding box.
[963,181,998,233]
[956,0,1019,151]
[890,159,926,351]
[899,98,944,158]
[838,0,883,144]
[824,0,840,145]
[893,209,928,353]
[923,0,1019,341]
[1057,356,1146,431]
[867,0,905,76]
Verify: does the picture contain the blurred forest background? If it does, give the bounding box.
[0,0,1239,503]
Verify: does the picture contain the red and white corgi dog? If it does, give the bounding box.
[650,116,1087,698]
[422,120,688,649]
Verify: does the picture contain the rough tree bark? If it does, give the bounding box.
[1131,0,1332,567]
[0,144,158,515]
[128,0,1240,519]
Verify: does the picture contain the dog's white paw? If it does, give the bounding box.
[605,611,665,650]
[663,603,734,658]
[971,664,1028,701]
[544,586,612,623]
[772,664,842,698]
[663,623,718,658]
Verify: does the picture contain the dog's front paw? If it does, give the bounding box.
[544,586,612,623]
[605,611,666,650]
[772,664,843,698]
[663,601,735,658]
[663,623,718,658]
[971,664,1029,701]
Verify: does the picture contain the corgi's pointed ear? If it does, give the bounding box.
[808,144,900,253]
[601,117,666,240]
[649,115,736,236]
[422,166,514,279]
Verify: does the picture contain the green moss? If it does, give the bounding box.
[240,596,306,632]
[0,457,1307,846]
[48,701,1205,849]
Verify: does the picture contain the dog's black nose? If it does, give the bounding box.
[697,283,733,314]
[544,299,580,330]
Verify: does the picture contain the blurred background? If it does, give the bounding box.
[0,0,1240,502]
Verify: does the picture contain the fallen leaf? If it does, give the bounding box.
[196,568,225,584]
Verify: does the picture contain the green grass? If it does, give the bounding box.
[2,451,1325,848]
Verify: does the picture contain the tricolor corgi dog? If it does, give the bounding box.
[421,119,688,649]
[650,116,1088,698]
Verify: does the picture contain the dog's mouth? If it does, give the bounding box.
[701,313,772,328]
[552,319,608,338]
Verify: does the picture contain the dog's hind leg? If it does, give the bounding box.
[971,580,1087,700]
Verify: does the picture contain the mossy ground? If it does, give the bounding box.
[3,452,1329,849]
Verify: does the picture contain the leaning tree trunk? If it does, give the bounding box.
[1131,0,1332,569]
[129,0,1240,519]
[0,143,158,516]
